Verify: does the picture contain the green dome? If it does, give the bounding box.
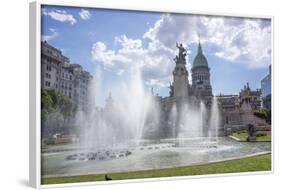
[193,42,208,68]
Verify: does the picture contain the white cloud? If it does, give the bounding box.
[91,35,177,87]
[144,14,271,68]
[42,9,77,25]
[143,14,197,48]
[42,28,59,41]
[91,14,271,89]
[79,9,91,20]
[204,17,272,68]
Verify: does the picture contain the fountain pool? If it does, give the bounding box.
[42,137,271,177]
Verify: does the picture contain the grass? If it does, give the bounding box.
[42,154,271,185]
[232,131,271,141]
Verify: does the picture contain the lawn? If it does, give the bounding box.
[231,131,271,141]
[42,154,271,185]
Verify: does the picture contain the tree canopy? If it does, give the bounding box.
[41,89,76,137]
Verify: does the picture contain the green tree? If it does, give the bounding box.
[41,89,53,121]
[46,89,74,117]
[41,89,54,138]
[253,108,269,120]
[41,89,75,137]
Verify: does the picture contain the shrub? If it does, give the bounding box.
[44,138,55,145]
[253,108,269,120]
[254,132,267,137]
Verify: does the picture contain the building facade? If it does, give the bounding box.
[191,42,213,100]
[41,41,93,111]
[217,83,264,134]
[41,41,69,91]
[239,83,262,110]
[70,64,93,112]
[143,42,217,139]
[261,65,271,110]
[168,42,213,102]
[143,41,265,138]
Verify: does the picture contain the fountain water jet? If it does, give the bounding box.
[74,64,155,150]
[73,44,222,153]
[210,96,221,143]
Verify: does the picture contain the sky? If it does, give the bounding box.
[41,5,272,105]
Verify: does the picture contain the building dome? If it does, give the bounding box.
[192,42,208,68]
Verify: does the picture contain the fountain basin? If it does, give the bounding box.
[42,137,271,178]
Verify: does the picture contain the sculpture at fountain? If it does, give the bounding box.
[246,124,256,142]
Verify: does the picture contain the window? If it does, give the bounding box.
[45,81,50,87]
[46,65,52,71]
[70,75,72,80]
[45,73,51,79]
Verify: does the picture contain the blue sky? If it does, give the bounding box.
[41,5,271,105]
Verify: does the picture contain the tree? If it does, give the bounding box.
[46,89,74,118]
[253,108,270,121]
[57,93,73,126]
[41,89,53,121]
[41,89,53,138]
[41,89,75,138]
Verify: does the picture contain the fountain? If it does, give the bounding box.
[41,42,271,178]
[67,42,223,160]
[67,58,223,163]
